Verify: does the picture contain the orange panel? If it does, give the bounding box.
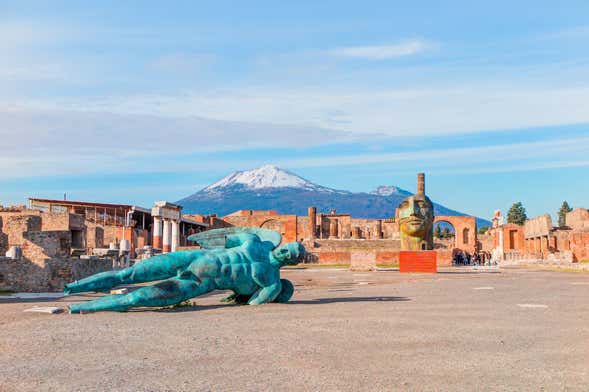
[399,251,437,273]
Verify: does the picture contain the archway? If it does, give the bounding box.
[260,219,284,236]
[434,216,477,254]
[433,220,456,250]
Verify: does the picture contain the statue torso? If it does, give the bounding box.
[188,240,277,294]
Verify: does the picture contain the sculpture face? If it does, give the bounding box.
[272,242,304,265]
[398,194,434,250]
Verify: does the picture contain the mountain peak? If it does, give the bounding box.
[202,165,323,191]
[370,185,411,196]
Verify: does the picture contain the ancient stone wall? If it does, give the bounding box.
[566,208,589,231]
[304,239,452,267]
[570,232,589,261]
[296,216,311,241]
[85,222,105,249]
[524,214,553,239]
[21,230,72,264]
[221,213,299,243]
[2,215,43,246]
[434,216,477,253]
[477,232,494,252]
[38,212,71,231]
[0,256,112,292]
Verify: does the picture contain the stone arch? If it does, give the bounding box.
[434,216,477,253]
[433,219,456,249]
[260,219,284,235]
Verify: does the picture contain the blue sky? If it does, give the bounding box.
[1,1,588,220]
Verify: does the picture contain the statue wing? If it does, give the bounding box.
[187,227,282,249]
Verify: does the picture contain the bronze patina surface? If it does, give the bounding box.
[64,228,304,313]
[398,173,434,251]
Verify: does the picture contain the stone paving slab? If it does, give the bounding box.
[1,268,588,391]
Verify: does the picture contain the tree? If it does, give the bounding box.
[434,224,442,238]
[441,227,451,238]
[478,226,489,235]
[558,200,573,227]
[507,202,527,225]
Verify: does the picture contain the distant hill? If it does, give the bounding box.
[178,165,491,228]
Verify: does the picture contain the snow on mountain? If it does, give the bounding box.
[177,165,492,227]
[202,164,331,192]
[370,185,411,196]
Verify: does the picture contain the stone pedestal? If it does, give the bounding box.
[399,251,437,273]
[349,251,376,271]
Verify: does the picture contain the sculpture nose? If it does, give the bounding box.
[408,200,418,215]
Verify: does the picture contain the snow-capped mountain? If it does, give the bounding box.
[370,185,411,197]
[178,165,490,227]
[202,165,334,192]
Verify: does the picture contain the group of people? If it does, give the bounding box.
[452,250,494,266]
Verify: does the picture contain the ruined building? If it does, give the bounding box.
[487,208,589,263]
[0,199,208,292]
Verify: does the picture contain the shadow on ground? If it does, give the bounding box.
[289,296,410,304]
[142,296,411,313]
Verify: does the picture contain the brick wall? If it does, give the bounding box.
[222,214,299,243]
[303,239,452,267]
[570,232,589,261]
[566,208,589,230]
[0,256,112,292]
[22,230,72,264]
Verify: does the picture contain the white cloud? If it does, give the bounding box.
[0,108,351,178]
[327,39,434,60]
[49,84,589,137]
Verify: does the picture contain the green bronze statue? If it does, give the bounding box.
[397,173,434,251]
[65,228,304,313]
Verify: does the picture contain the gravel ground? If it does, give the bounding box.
[1,267,588,392]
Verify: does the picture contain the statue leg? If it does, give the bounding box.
[247,281,282,305]
[69,277,215,313]
[220,292,251,304]
[273,279,294,303]
[64,251,200,294]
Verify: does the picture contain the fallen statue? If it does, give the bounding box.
[65,228,304,313]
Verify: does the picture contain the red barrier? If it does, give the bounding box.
[399,251,437,273]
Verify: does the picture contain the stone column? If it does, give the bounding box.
[498,227,504,261]
[171,220,180,252]
[152,217,163,249]
[162,219,172,253]
[329,219,338,239]
[352,226,360,239]
[308,206,316,239]
[376,220,383,239]
[417,172,425,195]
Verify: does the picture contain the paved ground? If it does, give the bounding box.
[1,267,588,391]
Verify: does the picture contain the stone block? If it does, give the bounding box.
[24,306,63,314]
[349,251,376,271]
[5,246,22,260]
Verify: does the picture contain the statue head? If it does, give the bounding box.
[398,173,434,250]
[272,242,305,265]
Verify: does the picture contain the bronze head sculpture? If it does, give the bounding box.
[398,173,434,251]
